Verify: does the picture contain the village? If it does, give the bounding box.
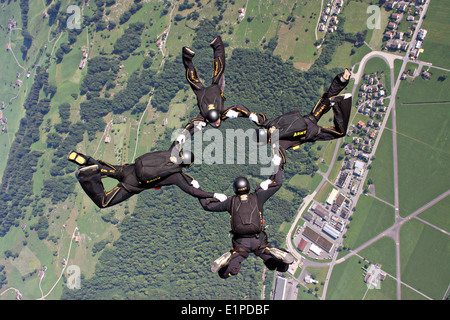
[318,0,344,34]
[382,0,428,60]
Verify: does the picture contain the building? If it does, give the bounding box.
[79,58,87,69]
[323,223,340,239]
[326,188,339,205]
[390,13,401,22]
[312,203,329,219]
[309,243,322,256]
[354,160,365,176]
[303,226,333,252]
[417,28,427,40]
[297,238,308,252]
[364,263,387,289]
[387,22,398,29]
[273,276,287,300]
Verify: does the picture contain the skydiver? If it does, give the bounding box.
[198,157,294,279]
[67,148,227,208]
[254,69,353,165]
[177,36,266,145]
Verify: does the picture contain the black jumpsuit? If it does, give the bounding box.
[181,36,266,138]
[75,154,214,209]
[199,170,289,278]
[262,72,352,162]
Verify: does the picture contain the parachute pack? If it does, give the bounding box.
[230,193,264,236]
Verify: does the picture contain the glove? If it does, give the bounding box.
[176,134,186,144]
[226,110,239,119]
[260,179,272,191]
[272,154,282,166]
[191,180,200,188]
[249,113,259,123]
[195,121,207,131]
[214,193,228,202]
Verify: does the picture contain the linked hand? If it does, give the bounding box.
[272,154,282,166]
[214,193,228,202]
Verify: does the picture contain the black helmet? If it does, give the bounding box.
[205,109,220,123]
[253,128,269,145]
[233,176,250,195]
[179,150,194,168]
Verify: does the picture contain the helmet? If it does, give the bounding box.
[233,176,250,195]
[179,150,194,168]
[205,109,220,123]
[253,128,269,145]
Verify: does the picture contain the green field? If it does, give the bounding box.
[418,0,450,69]
[367,128,395,205]
[342,195,395,251]
[395,72,450,216]
[400,219,450,299]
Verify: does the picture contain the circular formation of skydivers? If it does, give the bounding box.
[67,36,352,279]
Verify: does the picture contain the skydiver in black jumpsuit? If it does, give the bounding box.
[255,69,352,165]
[199,165,294,279]
[176,36,266,146]
[67,149,227,208]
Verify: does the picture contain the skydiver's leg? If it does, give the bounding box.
[75,165,133,208]
[261,253,290,272]
[67,150,98,166]
[182,46,204,92]
[210,36,225,87]
[309,69,351,122]
[306,94,353,142]
[215,237,252,279]
[67,150,122,178]
[215,252,245,279]
[252,233,292,272]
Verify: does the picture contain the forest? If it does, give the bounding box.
[0,67,50,237]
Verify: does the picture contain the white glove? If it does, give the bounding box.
[226,110,239,119]
[272,154,282,166]
[249,113,258,123]
[191,180,200,189]
[176,134,186,144]
[195,121,207,131]
[214,193,228,202]
[260,179,272,191]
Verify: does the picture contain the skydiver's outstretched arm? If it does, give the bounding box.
[157,172,215,199]
[199,197,232,212]
[222,104,267,126]
[255,169,283,207]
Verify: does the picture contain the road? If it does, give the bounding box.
[282,0,447,300]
